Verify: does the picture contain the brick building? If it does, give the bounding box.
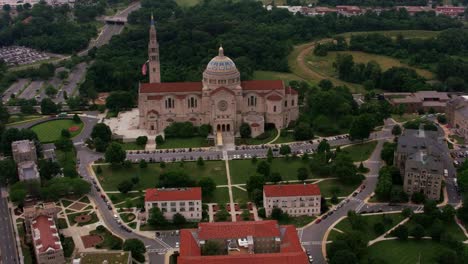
[178,220,309,264]
[12,140,37,163]
[145,187,202,221]
[385,91,450,113]
[446,95,468,139]
[263,183,321,217]
[30,215,65,264]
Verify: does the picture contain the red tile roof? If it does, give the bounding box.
[179,222,308,264]
[285,86,298,95]
[140,82,203,93]
[264,184,321,197]
[31,215,61,253]
[242,80,284,91]
[145,188,202,202]
[198,220,280,240]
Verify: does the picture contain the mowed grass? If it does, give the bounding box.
[341,141,378,162]
[366,240,448,264]
[229,158,313,184]
[336,30,441,40]
[391,113,420,123]
[208,187,230,203]
[95,160,227,191]
[316,179,361,197]
[328,213,405,242]
[253,71,305,83]
[402,218,466,242]
[7,115,44,125]
[157,136,212,149]
[306,51,435,80]
[31,119,84,143]
[232,187,249,204]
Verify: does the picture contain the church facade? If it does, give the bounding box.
[138,18,299,142]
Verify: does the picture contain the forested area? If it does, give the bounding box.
[80,0,462,96]
[0,2,98,53]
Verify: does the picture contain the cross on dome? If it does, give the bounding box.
[218,45,224,57]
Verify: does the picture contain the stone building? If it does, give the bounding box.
[446,95,468,139]
[395,128,448,200]
[263,183,321,217]
[30,215,65,264]
[144,187,202,221]
[138,17,299,145]
[178,220,308,264]
[12,140,37,164]
[385,91,449,113]
[23,202,59,235]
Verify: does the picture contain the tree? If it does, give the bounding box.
[270,172,282,183]
[329,249,358,264]
[139,159,147,168]
[0,101,10,124]
[279,145,291,155]
[256,161,270,177]
[198,124,212,137]
[159,171,196,188]
[96,166,102,174]
[392,225,408,240]
[198,177,216,198]
[91,123,112,143]
[380,143,396,165]
[123,239,146,263]
[136,136,148,146]
[270,207,284,221]
[117,180,133,194]
[297,167,308,181]
[155,135,164,145]
[267,148,273,163]
[57,70,69,80]
[148,207,168,226]
[202,240,225,256]
[373,222,385,235]
[172,213,187,226]
[239,123,251,138]
[106,91,134,112]
[0,158,17,186]
[294,122,313,140]
[105,142,126,165]
[441,205,455,222]
[436,248,458,264]
[349,114,374,141]
[241,209,250,221]
[246,175,265,198]
[411,191,426,204]
[72,114,81,123]
[38,159,61,180]
[40,98,59,114]
[332,153,360,185]
[215,209,230,221]
[61,129,71,138]
[391,125,402,136]
[411,224,425,240]
[402,208,413,218]
[197,156,204,167]
[317,140,330,154]
[45,85,57,97]
[437,115,447,124]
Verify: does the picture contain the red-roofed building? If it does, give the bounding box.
[263,184,321,217]
[30,215,65,264]
[336,5,362,16]
[178,221,309,264]
[435,6,465,18]
[139,18,299,144]
[145,188,202,221]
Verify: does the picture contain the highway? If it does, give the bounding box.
[0,190,19,264]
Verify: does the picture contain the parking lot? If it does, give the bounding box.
[2,79,28,103]
[0,46,50,66]
[18,80,44,100]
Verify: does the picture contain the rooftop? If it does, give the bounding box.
[198,220,280,240]
[264,183,321,197]
[18,161,40,180]
[139,80,288,93]
[12,139,34,153]
[145,187,202,202]
[31,215,62,254]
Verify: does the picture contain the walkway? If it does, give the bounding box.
[222,150,236,222]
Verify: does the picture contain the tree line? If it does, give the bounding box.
[80,0,462,97]
[317,0,434,6]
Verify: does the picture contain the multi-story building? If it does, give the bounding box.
[385,91,450,113]
[178,220,308,264]
[18,161,40,182]
[446,95,468,139]
[435,6,465,18]
[30,215,65,264]
[138,17,299,144]
[403,150,443,200]
[263,183,321,217]
[336,5,362,16]
[395,128,448,200]
[144,187,202,221]
[12,140,37,164]
[24,202,59,236]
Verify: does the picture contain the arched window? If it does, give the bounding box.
[273,105,277,112]
[292,99,295,106]
[187,97,197,108]
[165,98,174,109]
[248,95,257,106]
[227,124,231,131]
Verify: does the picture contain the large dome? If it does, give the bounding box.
[205,47,238,75]
[202,46,241,89]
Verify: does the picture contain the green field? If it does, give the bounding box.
[366,240,448,264]
[342,141,378,162]
[209,187,230,203]
[30,119,84,143]
[402,218,466,242]
[7,115,44,125]
[95,160,227,191]
[391,113,420,123]
[239,128,278,145]
[273,132,297,144]
[232,187,249,204]
[157,136,212,149]
[79,252,131,264]
[175,0,200,7]
[306,51,435,80]
[229,158,313,184]
[316,179,361,198]
[328,213,405,242]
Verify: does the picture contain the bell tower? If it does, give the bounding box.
[148,14,161,83]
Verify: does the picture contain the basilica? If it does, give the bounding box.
[138,18,299,144]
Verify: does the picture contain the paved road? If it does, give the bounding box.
[18,80,44,100]
[2,79,28,103]
[0,191,19,264]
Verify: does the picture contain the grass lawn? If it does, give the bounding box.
[402,218,466,242]
[329,213,405,242]
[91,226,123,250]
[114,141,145,150]
[57,218,68,229]
[316,179,361,198]
[391,113,420,123]
[119,213,136,223]
[449,134,465,145]
[79,252,131,264]
[67,211,99,226]
[253,70,304,83]
[61,199,74,208]
[232,187,249,204]
[229,157,312,184]
[273,132,297,144]
[342,141,378,162]
[204,187,230,203]
[109,192,142,205]
[277,215,316,227]
[30,119,84,143]
[175,0,200,7]
[238,128,278,145]
[7,115,44,125]
[95,160,227,191]
[366,240,447,264]
[62,236,75,258]
[158,136,212,149]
